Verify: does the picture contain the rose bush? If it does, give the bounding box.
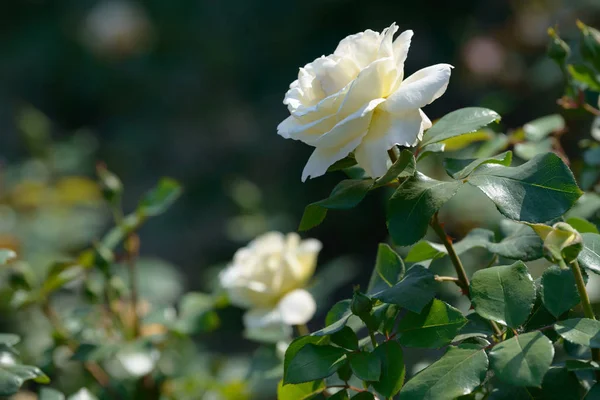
[219,232,321,332]
[277,23,452,180]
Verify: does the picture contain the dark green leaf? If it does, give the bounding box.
[488,385,536,400]
[370,341,405,398]
[453,313,494,342]
[399,346,489,400]
[470,261,536,328]
[299,179,374,231]
[348,351,381,381]
[328,155,357,172]
[489,331,554,387]
[351,393,375,400]
[540,367,583,400]
[284,336,329,378]
[443,151,512,180]
[467,152,582,223]
[565,360,599,371]
[0,363,50,396]
[555,318,600,347]
[312,300,352,336]
[373,265,436,313]
[387,172,462,246]
[331,327,359,351]
[578,233,600,274]
[374,243,404,287]
[374,149,416,187]
[397,299,467,348]
[277,379,325,400]
[585,384,600,400]
[523,115,565,142]
[541,265,582,318]
[284,344,347,384]
[137,177,182,217]
[420,107,501,147]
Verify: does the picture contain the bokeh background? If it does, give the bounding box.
[1,0,600,396]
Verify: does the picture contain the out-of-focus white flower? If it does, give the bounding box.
[82,0,152,58]
[277,23,452,181]
[219,232,321,330]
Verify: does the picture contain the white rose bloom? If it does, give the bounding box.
[219,232,322,330]
[277,23,452,181]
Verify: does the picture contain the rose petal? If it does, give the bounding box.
[301,132,366,181]
[384,63,453,113]
[392,29,413,79]
[355,108,430,177]
[243,307,283,329]
[278,289,317,326]
[334,29,381,69]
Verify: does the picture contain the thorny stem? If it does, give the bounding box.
[567,259,600,378]
[430,213,504,339]
[126,234,141,338]
[42,302,120,398]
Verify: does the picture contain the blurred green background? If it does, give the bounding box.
[1,0,600,383]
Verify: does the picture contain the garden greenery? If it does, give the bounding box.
[2,20,600,400]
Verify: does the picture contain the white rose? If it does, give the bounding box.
[277,23,452,181]
[219,232,322,330]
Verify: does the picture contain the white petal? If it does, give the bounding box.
[592,116,600,142]
[243,307,283,329]
[384,64,453,113]
[378,23,399,59]
[277,114,338,145]
[355,108,429,177]
[301,132,366,181]
[392,30,413,78]
[337,58,397,118]
[278,289,317,326]
[334,29,381,69]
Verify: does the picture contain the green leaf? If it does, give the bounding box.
[539,367,584,400]
[328,155,357,172]
[586,384,600,400]
[370,341,405,398]
[399,346,489,400]
[565,359,600,371]
[555,318,600,348]
[453,313,494,342]
[277,379,325,400]
[0,363,50,396]
[331,327,359,351]
[566,217,599,234]
[0,334,20,348]
[489,331,554,387]
[284,336,329,378]
[443,151,513,180]
[137,177,182,217]
[387,172,462,246]
[374,149,416,187]
[284,344,347,384]
[470,261,536,328]
[0,249,16,265]
[374,243,404,287]
[312,300,352,336]
[373,265,436,313]
[523,114,565,142]
[578,233,600,274]
[173,292,219,334]
[39,388,66,400]
[514,139,553,161]
[488,385,536,400]
[351,393,375,400]
[299,179,374,231]
[420,107,501,147]
[348,350,381,381]
[541,265,582,318]
[397,299,467,348]
[568,64,600,91]
[467,152,582,223]
[475,132,510,158]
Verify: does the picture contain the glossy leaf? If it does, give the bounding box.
[420,107,501,147]
[443,151,512,180]
[374,149,416,187]
[137,177,182,217]
[453,313,494,342]
[555,318,600,348]
[523,114,565,142]
[331,327,359,351]
[0,363,50,396]
[539,367,584,400]
[541,265,582,318]
[299,179,374,231]
[578,233,600,274]
[285,344,347,384]
[284,336,329,378]
[277,379,325,400]
[514,138,553,161]
[467,152,582,223]
[566,217,599,234]
[586,384,600,400]
[348,350,381,381]
[373,265,436,313]
[399,346,488,400]
[312,300,352,336]
[374,243,404,287]
[470,261,536,327]
[387,172,462,246]
[370,341,405,398]
[397,299,467,348]
[568,64,600,91]
[489,331,554,387]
